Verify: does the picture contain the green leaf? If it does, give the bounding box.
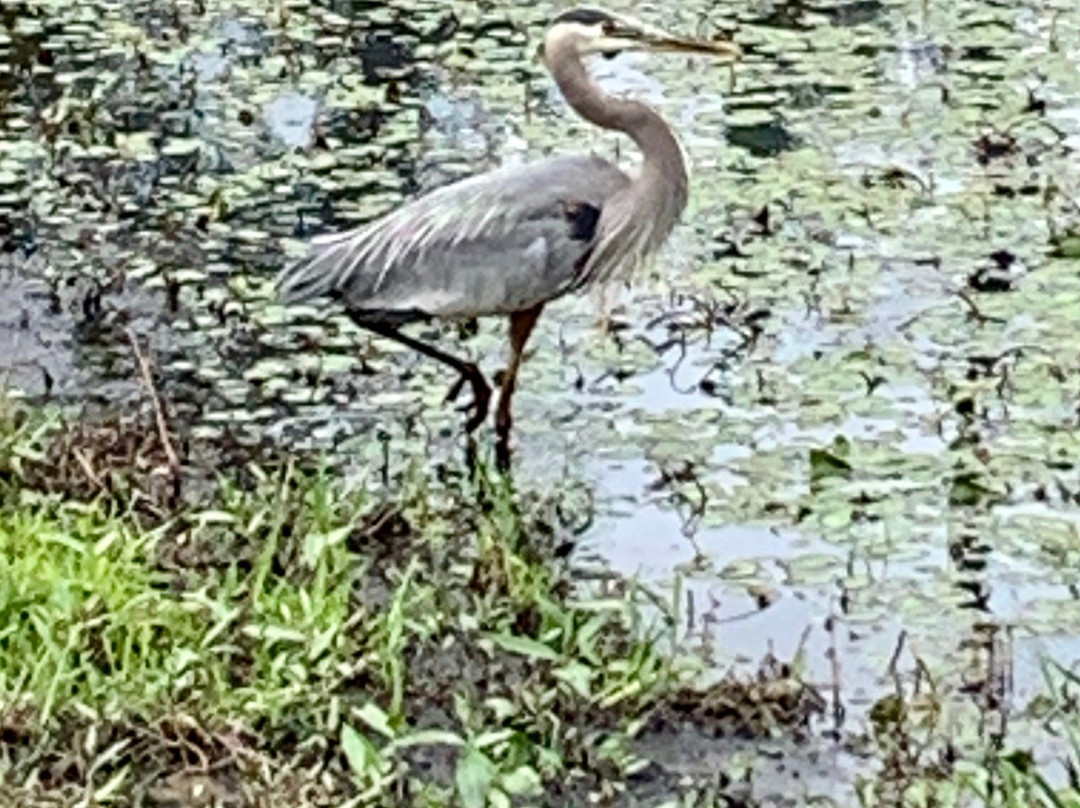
[1002,748,1036,774]
[303,525,352,568]
[554,662,594,699]
[456,748,496,808]
[572,614,608,663]
[389,729,465,749]
[340,724,375,781]
[192,510,237,525]
[487,632,560,661]
[599,679,643,708]
[93,765,130,801]
[472,729,514,750]
[948,472,1001,507]
[500,765,543,796]
[453,692,472,727]
[1051,234,1080,259]
[567,598,629,612]
[308,626,337,660]
[355,702,395,740]
[243,624,307,644]
[809,446,852,483]
[484,698,518,721]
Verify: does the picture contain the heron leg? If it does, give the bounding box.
[495,304,543,468]
[351,317,491,433]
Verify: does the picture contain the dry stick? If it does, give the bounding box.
[72,446,104,490]
[126,328,181,476]
[827,612,844,732]
[886,629,907,679]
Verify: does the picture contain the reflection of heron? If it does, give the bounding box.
[277,7,741,464]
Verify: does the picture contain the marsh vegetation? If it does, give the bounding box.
[2,0,1080,805]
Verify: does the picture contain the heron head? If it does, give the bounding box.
[539,7,742,65]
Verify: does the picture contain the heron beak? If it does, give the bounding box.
[611,19,742,62]
[640,31,742,61]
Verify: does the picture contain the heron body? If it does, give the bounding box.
[279,154,630,320]
[277,7,741,465]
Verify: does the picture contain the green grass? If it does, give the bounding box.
[0,405,740,807]
[960,662,1080,808]
[0,499,204,721]
[8,403,1074,807]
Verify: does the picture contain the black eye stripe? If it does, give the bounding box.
[552,8,614,26]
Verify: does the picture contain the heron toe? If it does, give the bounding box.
[449,364,491,433]
[462,379,491,433]
[443,375,467,404]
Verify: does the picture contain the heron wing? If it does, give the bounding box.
[276,153,629,319]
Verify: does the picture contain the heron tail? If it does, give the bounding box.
[275,232,355,302]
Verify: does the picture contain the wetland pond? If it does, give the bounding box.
[3,0,1080,804]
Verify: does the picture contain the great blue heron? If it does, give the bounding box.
[277,7,741,463]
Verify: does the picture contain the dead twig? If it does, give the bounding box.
[71,446,104,491]
[126,329,181,478]
[886,629,907,679]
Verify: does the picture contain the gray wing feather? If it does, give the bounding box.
[277,154,629,318]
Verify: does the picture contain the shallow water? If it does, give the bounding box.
[3,0,1080,799]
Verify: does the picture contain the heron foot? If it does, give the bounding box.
[443,375,466,404]
[446,364,491,434]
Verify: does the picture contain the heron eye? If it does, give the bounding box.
[601,20,617,35]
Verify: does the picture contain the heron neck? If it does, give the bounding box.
[549,51,688,201]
